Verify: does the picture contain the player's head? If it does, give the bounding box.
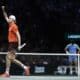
[9,15,16,22]
[70,39,75,44]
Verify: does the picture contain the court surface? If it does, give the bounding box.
[0,76,79,80]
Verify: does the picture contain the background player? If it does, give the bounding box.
[1,6,30,77]
[65,40,80,66]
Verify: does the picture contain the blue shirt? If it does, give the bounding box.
[65,43,79,54]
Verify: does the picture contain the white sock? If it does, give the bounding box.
[5,71,9,74]
[5,67,10,74]
[23,66,27,69]
[21,64,27,69]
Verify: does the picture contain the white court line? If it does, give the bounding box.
[0,76,79,80]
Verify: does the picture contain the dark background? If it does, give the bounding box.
[0,0,80,53]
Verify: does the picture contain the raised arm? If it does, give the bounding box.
[1,6,10,23]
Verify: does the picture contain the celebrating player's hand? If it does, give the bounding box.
[18,46,21,51]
